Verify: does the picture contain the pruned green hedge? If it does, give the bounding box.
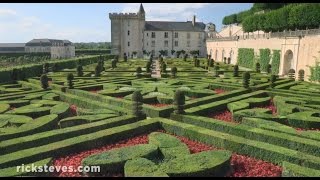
[271,50,281,75]
[238,48,255,69]
[259,49,271,72]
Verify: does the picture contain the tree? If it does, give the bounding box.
[214,66,220,77]
[111,59,117,69]
[171,67,177,78]
[132,91,145,119]
[124,54,128,62]
[43,63,49,74]
[267,64,272,74]
[171,50,175,56]
[183,54,187,61]
[40,74,49,90]
[256,62,261,73]
[209,59,214,67]
[146,61,152,73]
[233,65,239,77]
[173,90,185,114]
[77,65,83,77]
[136,67,142,78]
[243,72,251,89]
[161,63,167,74]
[95,64,101,77]
[298,69,305,81]
[67,73,74,89]
[270,74,277,88]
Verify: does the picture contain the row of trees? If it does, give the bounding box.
[222,3,290,25]
[242,3,320,32]
[74,42,111,49]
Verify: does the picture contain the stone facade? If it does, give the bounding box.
[206,24,320,80]
[109,4,206,58]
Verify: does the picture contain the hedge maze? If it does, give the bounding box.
[0,55,319,177]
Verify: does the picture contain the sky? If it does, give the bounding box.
[0,3,252,43]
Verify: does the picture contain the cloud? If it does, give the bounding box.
[121,3,210,21]
[0,8,17,16]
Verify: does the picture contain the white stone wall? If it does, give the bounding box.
[143,30,206,57]
[51,46,75,59]
[25,46,51,53]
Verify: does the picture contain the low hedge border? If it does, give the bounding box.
[282,161,320,177]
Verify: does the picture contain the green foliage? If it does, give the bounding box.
[173,90,185,114]
[43,63,49,74]
[171,67,177,78]
[259,49,271,72]
[233,65,239,77]
[146,62,152,73]
[40,74,49,90]
[161,63,167,74]
[243,72,250,89]
[95,64,101,77]
[238,48,255,69]
[51,63,58,72]
[183,54,187,61]
[298,69,305,81]
[67,73,74,89]
[77,65,83,77]
[242,4,320,32]
[111,59,117,69]
[270,74,277,88]
[214,66,220,77]
[255,62,261,73]
[10,69,19,81]
[222,14,237,25]
[132,91,144,118]
[136,67,142,78]
[309,60,320,82]
[271,50,281,75]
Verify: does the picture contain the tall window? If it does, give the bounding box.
[147,33,149,37]
[174,41,178,47]
[151,41,155,47]
[128,30,130,36]
[187,41,190,47]
[164,32,168,38]
[198,33,201,39]
[187,33,191,39]
[164,40,169,47]
[174,32,178,38]
[151,32,156,38]
[128,42,130,47]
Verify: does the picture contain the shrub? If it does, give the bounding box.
[40,74,49,90]
[132,91,145,118]
[270,74,277,88]
[124,55,128,62]
[161,63,167,74]
[173,90,185,114]
[183,54,187,61]
[259,49,271,72]
[146,62,152,73]
[256,62,261,73]
[233,65,239,77]
[214,66,220,77]
[288,69,295,79]
[112,59,117,69]
[67,73,74,89]
[243,72,250,89]
[298,69,305,81]
[95,64,101,77]
[77,65,83,77]
[309,61,320,82]
[267,64,272,74]
[171,67,177,78]
[223,57,227,64]
[271,50,281,74]
[52,63,58,72]
[209,59,214,67]
[238,48,255,69]
[43,63,49,74]
[136,67,142,78]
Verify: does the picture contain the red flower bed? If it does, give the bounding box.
[158,130,282,177]
[52,134,150,177]
[253,99,277,116]
[214,89,227,94]
[208,110,235,123]
[115,96,124,99]
[52,130,282,177]
[148,103,170,108]
[70,105,77,116]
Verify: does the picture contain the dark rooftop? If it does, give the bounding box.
[145,21,206,32]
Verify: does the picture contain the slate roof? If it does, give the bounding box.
[145,21,206,32]
[0,43,25,52]
[25,39,73,46]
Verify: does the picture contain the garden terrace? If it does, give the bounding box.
[0,56,319,177]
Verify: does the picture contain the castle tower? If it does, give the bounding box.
[109,4,145,58]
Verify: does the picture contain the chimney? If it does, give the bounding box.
[192,15,196,27]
